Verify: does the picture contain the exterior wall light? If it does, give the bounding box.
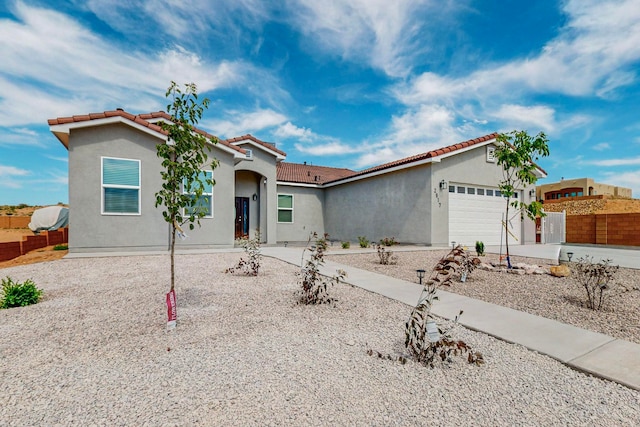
[439,180,448,190]
[567,252,574,262]
[416,269,426,285]
[252,193,258,201]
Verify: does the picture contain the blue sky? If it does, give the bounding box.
[1,0,640,205]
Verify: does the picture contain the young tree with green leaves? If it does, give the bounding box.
[155,82,219,292]
[495,130,550,268]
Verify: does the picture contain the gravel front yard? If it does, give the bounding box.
[327,249,640,345]
[1,253,639,426]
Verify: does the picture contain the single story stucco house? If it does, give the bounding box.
[48,109,545,253]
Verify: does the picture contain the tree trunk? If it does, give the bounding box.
[504,197,511,268]
[170,223,176,292]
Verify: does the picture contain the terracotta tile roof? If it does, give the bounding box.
[277,162,356,184]
[48,109,244,154]
[224,134,287,157]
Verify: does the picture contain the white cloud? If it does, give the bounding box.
[391,0,640,129]
[348,103,484,168]
[586,157,640,167]
[205,108,287,138]
[0,2,285,127]
[490,105,557,133]
[274,122,315,142]
[0,165,30,189]
[592,142,611,151]
[286,0,447,77]
[0,125,47,147]
[601,169,640,198]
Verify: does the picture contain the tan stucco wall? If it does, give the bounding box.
[537,178,632,199]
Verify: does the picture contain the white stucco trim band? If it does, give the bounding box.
[276,181,322,189]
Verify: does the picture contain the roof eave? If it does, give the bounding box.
[49,116,168,143]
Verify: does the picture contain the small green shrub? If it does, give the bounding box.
[379,236,397,246]
[357,236,369,248]
[1,277,43,309]
[341,241,350,249]
[316,233,330,251]
[53,244,68,251]
[475,241,485,256]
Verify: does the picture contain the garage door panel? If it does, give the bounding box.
[449,188,521,247]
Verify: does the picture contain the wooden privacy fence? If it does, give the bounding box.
[0,228,68,262]
[566,213,640,246]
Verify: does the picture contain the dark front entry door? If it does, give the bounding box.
[235,197,250,238]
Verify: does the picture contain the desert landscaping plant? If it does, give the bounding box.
[379,236,397,246]
[357,236,370,248]
[572,256,620,310]
[155,81,219,294]
[53,244,68,251]
[376,244,398,265]
[404,246,483,367]
[297,232,346,305]
[225,230,262,276]
[1,277,43,309]
[341,241,350,249]
[495,130,550,268]
[475,241,485,256]
[315,233,330,251]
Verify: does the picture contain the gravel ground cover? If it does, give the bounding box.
[328,249,640,345]
[1,253,639,426]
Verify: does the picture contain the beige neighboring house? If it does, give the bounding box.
[537,178,632,201]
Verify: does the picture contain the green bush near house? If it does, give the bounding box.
[341,241,350,249]
[53,244,68,251]
[358,236,369,248]
[1,277,43,309]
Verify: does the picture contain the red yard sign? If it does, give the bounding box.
[166,289,177,330]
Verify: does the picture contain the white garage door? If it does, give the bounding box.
[448,184,521,247]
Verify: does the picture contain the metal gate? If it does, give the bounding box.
[541,210,565,244]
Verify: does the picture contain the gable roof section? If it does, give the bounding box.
[277,162,356,185]
[306,133,502,186]
[225,134,287,160]
[48,109,245,158]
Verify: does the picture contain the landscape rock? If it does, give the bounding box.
[549,265,571,277]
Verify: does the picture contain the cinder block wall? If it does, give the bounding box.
[0,217,31,228]
[0,228,69,262]
[566,213,640,246]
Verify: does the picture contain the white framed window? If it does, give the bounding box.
[486,146,496,162]
[102,157,141,215]
[277,194,293,223]
[183,171,213,218]
[245,149,253,158]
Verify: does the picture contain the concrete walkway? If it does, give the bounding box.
[262,246,640,391]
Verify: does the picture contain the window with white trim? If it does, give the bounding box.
[183,171,213,217]
[102,157,140,215]
[277,194,293,223]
